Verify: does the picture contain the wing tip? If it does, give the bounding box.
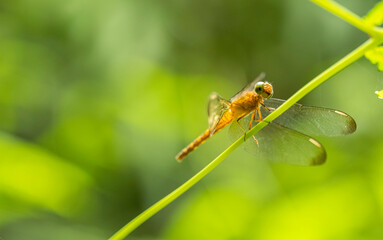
[311,152,326,166]
[346,117,357,134]
[336,110,357,135]
[309,138,326,166]
[255,72,266,82]
[209,92,219,99]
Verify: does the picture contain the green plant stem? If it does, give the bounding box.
[311,0,377,36]
[110,37,381,240]
[246,39,380,139]
[109,135,240,240]
[109,1,383,239]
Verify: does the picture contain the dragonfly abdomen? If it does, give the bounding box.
[176,129,211,162]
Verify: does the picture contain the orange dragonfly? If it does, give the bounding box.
[175,73,356,165]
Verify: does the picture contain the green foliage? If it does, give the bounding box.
[364,1,383,26]
[364,1,383,71]
[165,177,374,240]
[1,0,383,240]
[110,1,383,239]
[0,133,93,220]
[365,46,383,71]
[166,189,257,240]
[375,89,383,99]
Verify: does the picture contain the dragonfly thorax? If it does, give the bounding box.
[230,91,263,120]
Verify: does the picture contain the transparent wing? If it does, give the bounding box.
[208,92,230,133]
[230,73,266,102]
[228,116,326,166]
[261,98,357,137]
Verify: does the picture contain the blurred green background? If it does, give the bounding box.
[1,0,383,239]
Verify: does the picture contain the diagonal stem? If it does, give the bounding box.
[311,0,375,36]
[311,0,383,39]
[109,1,383,239]
[109,37,380,240]
[245,38,380,140]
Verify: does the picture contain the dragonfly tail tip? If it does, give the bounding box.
[175,155,183,162]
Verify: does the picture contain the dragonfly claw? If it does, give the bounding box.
[252,136,259,145]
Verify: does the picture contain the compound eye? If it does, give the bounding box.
[255,82,264,95]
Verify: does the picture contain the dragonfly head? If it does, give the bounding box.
[255,81,273,99]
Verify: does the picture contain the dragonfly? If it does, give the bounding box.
[175,73,356,165]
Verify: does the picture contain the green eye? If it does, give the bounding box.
[255,82,264,94]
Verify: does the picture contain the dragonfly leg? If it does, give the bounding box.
[236,119,248,141]
[236,119,246,134]
[247,110,259,144]
[251,107,264,123]
[253,136,259,145]
[248,110,256,130]
[261,103,273,112]
[247,108,267,124]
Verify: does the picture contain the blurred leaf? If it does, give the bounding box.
[254,176,375,240]
[166,175,376,240]
[0,132,93,219]
[375,90,383,99]
[370,141,383,217]
[365,46,383,71]
[165,189,257,240]
[363,1,383,72]
[364,1,383,26]
[0,0,383,238]
[1,218,108,240]
[40,114,117,168]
